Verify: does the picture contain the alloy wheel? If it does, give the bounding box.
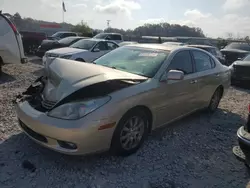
[120,116,145,150]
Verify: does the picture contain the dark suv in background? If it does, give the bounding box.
[47,31,78,40]
[187,45,226,64]
[221,42,250,66]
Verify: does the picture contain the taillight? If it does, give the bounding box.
[10,23,17,34]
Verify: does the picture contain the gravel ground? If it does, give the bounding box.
[0,59,250,188]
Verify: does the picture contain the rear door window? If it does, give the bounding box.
[110,34,122,41]
[192,50,213,72]
[94,42,108,51]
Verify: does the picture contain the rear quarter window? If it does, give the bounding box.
[110,35,122,41]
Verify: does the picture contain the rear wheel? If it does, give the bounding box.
[111,109,149,156]
[0,57,3,77]
[207,87,223,113]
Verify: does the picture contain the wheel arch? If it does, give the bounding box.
[0,56,3,65]
[118,105,153,133]
[216,85,224,98]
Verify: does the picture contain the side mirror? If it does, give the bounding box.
[93,48,100,52]
[161,70,184,82]
[106,36,111,40]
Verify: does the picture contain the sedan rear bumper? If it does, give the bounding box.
[16,101,115,155]
[237,126,250,164]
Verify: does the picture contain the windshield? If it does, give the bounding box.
[51,32,62,38]
[94,46,169,78]
[243,54,250,61]
[225,43,250,51]
[58,37,78,45]
[93,33,108,39]
[70,39,97,50]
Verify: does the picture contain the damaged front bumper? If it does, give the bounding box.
[14,77,115,155]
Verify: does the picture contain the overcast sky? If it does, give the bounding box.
[1,0,250,37]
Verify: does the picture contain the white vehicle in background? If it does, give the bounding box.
[0,11,27,75]
[43,39,119,66]
[162,42,185,46]
[119,41,138,47]
[93,33,123,44]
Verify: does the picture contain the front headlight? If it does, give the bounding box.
[48,96,111,120]
[61,55,72,59]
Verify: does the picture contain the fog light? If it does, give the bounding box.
[21,58,28,64]
[57,141,77,150]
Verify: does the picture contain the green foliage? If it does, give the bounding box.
[9,12,205,38]
[71,22,92,36]
[217,38,228,49]
[104,23,205,38]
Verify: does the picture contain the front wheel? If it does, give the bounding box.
[111,109,149,156]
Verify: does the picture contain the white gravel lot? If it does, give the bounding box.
[0,59,250,188]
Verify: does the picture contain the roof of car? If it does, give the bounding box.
[100,33,122,35]
[187,44,215,48]
[120,41,138,44]
[126,43,185,51]
[80,38,107,42]
[56,31,77,34]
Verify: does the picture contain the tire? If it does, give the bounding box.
[0,64,2,77]
[0,57,3,77]
[111,109,149,156]
[207,87,223,113]
[75,58,85,62]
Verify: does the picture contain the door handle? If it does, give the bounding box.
[215,73,220,77]
[190,80,197,84]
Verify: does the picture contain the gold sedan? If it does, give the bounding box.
[16,44,231,156]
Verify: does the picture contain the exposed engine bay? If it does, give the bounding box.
[15,75,145,113]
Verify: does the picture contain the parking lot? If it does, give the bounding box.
[0,58,250,188]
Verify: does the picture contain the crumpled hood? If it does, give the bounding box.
[47,47,87,56]
[43,58,147,102]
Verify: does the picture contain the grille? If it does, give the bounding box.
[19,120,48,143]
[41,99,56,109]
[46,53,59,58]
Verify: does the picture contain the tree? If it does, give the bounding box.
[71,22,92,36]
[12,12,22,28]
[5,12,205,39]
